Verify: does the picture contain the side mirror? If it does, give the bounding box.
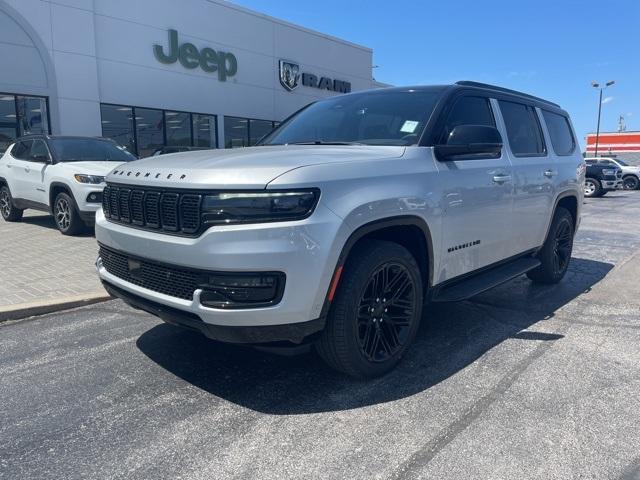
[435,125,503,161]
[32,155,50,163]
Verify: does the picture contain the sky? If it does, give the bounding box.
[231,0,639,149]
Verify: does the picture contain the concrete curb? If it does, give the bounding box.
[0,292,113,323]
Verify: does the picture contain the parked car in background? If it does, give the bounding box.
[0,135,136,235]
[152,146,211,156]
[584,161,623,197]
[585,157,640,190]
[95,82,584,378]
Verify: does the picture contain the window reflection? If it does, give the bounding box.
[0,95,17,153]
[165,111,191,146]
[224,116,249,148]
[100,104,135,154]
[192,114,216,148]
[16,96,49,136]
[249,119,275,146]
[135,108,164,158]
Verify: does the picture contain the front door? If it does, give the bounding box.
[24,139,51,205]
[435,94,515,283]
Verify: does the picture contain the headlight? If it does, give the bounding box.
[601,168,616,176]
[74,174,105,184]
[202,190,319,225]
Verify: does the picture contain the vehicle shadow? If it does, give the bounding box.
[136,256,612,414]
[20,214,95,236]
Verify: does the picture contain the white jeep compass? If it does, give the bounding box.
[0,135,135,234]
[95,82,584,378]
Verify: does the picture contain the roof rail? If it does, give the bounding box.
[455,81,561,108]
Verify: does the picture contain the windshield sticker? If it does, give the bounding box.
[400,120,419,133]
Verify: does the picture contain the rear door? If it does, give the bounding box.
[435,94,515,281]
[6,140,33,200]
[495,100,554,251]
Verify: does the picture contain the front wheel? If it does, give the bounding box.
[316,240,423,378]
[0,185,23,222]
[623,175,639,190]
[527,207,574,284]
[53,192,84,235]
[584,178,601,198]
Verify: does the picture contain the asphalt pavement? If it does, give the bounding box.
[1,191,640,480]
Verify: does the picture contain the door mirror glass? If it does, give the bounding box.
[435,125,503,161]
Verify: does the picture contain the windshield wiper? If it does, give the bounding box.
[286,141,365,146]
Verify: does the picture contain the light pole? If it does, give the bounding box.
[591,80,615,157]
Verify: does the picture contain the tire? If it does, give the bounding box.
[599,190,608,197]
[53,192,84,235]
[0,185,24,222]
[527,207,574,285]
[623,175,639,190]
[316,240,423,378]
[584,178,601,198]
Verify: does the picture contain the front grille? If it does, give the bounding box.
[103,184,202,235]
[99,245,204,301]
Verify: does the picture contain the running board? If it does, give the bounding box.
[431,257,541,302]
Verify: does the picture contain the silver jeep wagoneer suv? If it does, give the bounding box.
[96,81,584,378]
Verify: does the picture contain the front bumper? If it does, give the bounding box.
[95,203,347,336]
[102,281,325,344]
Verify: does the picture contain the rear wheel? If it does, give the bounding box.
[316,240,423,378]
[53,192,84,235]
[527,207,574,284]
[623,175,639,190]
[0,185,23,222]
[584,178,601,198]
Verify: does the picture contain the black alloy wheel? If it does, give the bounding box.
[316,239,423,378]
[552,217,572,277]
[623,175,639,190]
[527,206,574,284]
[357,262,416,363]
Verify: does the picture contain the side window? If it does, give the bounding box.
[11,140,32,160]
[498,100,546,157]
[29,140,50,161]
[541,110,576,156]
[440,96,495,142]
[598,159,612,165]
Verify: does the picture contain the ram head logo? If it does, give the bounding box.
[279,60,300,91]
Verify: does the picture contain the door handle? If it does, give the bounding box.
[543,169,557,178]
[492,174,512,184]
[24,167,30,173]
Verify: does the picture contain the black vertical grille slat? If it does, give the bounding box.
[105,183,203,236]
[144,192,161,228]
[119,189,131,223]
[179,194,201,234]
[161,193,179,231]
[130,190,145,225]
[110,186,120,219]
[102,186,111,218]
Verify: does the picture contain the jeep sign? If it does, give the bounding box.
[154,29,238,82]
[279,59,351,93]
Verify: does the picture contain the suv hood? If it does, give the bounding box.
[55,161,126,176]
[105,145,406,189]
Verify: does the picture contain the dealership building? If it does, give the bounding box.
[0,0,379,156]
[585,131,640,164]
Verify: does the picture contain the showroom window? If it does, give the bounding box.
[224,116,279,148]
[0,93,50,153]
[100,104,218,157]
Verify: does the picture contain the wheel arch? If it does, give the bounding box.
[0,176,7,188]
[320,215,434,319]
[49,181,74,212]
[539,191,579,252]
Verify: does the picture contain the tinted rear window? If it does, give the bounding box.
[542,110,575,156]
[499,101,546,157]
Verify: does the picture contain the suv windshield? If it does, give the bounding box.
[261,89,444,147]
[49,138,136,162]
